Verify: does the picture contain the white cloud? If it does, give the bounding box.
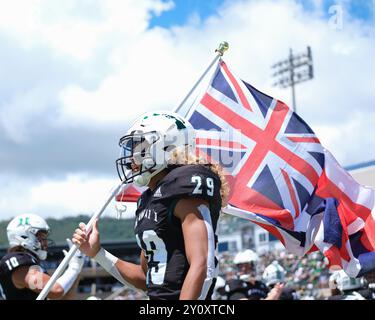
[0,0,174,60]
[0,173,135,220]
[0,0,374,220]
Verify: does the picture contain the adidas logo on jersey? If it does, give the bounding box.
[153,187,162,198]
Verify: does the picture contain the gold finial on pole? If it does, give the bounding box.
[174,41,229,115]
[215,41,229,56]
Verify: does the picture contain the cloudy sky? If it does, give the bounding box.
[0,0,374,221]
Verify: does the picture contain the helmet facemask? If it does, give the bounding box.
[116,131,161,187]
[12,227,52,260]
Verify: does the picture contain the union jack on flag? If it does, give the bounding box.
[185,60,375,278]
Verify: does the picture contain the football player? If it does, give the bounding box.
[263,260,298,300]
[224,250,283,300]
[0,213,84,300]
[231,249,270,299]
[327,270,366,300]
[72,111,229,300]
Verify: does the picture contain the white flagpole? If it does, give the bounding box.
[173,41,229,116]
[36,182,124,300]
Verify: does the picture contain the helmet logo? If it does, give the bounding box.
[18,217,30,226]
[143,113,186,129]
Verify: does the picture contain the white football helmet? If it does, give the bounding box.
[262,260,286,287]
[7,214,51,260]
[331,270,364,292]
[233,249,259,265]
[116,111,196,187]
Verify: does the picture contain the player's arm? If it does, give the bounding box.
[264,283,284,300]
[110,251,147,291]
[72,220,147,291]
[60,276,81,300]
[174,198,211,300]
[12,266,65,299]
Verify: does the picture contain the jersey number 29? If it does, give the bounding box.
[191,176,214,196]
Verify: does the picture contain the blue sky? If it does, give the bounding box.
[149,0,225,27]
[150,0,374,28]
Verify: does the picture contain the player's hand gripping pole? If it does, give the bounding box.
[36,181,124,300]
[173,41,229,116]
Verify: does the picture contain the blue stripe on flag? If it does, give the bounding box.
[308,151,325,170]
[212,69,238,103]
[358,252,375,276]
[349,231,368,258]
[243,81,270,118]
[323,198,342,248]
[292,177,312,211]
[256,213,281,226]
[252,165,284,209]
[285,113,315,134]
[189,111,221,131]
[305,194,325,216]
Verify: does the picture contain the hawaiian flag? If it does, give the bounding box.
[115,60,375,277]
[185,60,375,277]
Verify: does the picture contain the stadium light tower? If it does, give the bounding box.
[271,46,314,113]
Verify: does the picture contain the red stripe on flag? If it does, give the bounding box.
[307,244,319,253]
[287,137,321,143]
[360,227,375,252]
[316,170,372,223]
[201,93,320,186]
[365,218,375,249]
[252,221,286,246]
[229,187,295,230]
[115,186,142,202]
[324,246,343,269]
[220,61,252,111]
[201,93,262,135]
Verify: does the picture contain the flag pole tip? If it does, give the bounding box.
[215,41,229,56]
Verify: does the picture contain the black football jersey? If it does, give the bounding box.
[0,252,42,300]
[279,286,299,300]
[224,278,269,300]
[246,280,269,300]
[134,165,222,300]
[358,288,375,300]
[224,278,250,300]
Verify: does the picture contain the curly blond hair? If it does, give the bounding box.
[168,147,230,207]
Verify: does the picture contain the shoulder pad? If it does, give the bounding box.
[157,165,222,203]
[0,252,38,275]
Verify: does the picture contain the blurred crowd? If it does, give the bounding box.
[83,249,375,300]
[215,249,375,300]
[67,249,375,300]
[217,249,330,300]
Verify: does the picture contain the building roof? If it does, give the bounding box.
[345,160,375,172]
